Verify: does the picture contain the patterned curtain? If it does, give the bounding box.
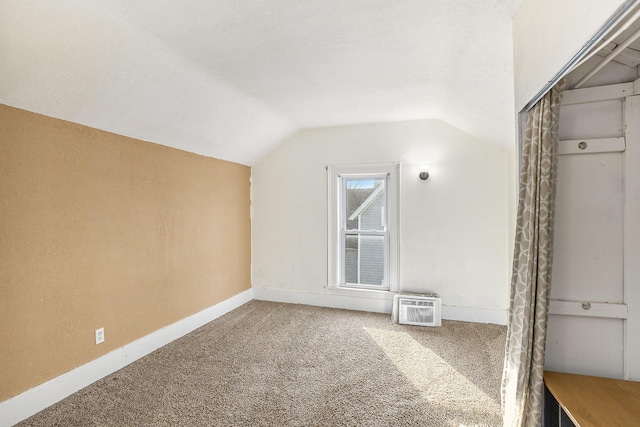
[501,80,565,427]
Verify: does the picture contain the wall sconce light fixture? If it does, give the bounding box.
[419,164,430,181]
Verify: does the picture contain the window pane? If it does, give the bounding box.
[345,178,386,231]
[344,234,359,284]
[343,234,385,286]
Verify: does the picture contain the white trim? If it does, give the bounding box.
[596,42,640,68]
[632,76,640,95]
[255,286,394,313]
[0,289,253,427]
[440,304,507,325]
[572,8,640,71]
[562,82,634,106]
[558,137,625,155]
[549,299,628,319]
[573,25,640,89]
[253,287,507,325]
[623,95,640,381]
[327,163,400,291]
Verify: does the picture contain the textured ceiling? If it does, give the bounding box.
[1,0,525,165]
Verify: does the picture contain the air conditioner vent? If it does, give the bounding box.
[392,294,441,327]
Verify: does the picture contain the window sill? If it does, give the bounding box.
[324,286,396,300]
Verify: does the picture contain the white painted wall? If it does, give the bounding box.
[251,119,511,324]
[513,0,627,110]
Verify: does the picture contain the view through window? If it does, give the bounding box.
[327,163,399,292]
[343,177,387,287]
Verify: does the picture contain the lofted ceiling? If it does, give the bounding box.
[0,0,525,165]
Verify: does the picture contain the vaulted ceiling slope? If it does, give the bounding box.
[0,0,524,165]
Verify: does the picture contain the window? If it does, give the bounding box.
[328,163,399,291]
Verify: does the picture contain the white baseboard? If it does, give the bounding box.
[1,286,505,426]
[253,287,507,325]
[253,286,395,313]
[0,288,253,427]
[441,304,507,325]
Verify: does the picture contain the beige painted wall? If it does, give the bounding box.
[0,104,251,402]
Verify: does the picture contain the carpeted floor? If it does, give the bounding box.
[18,301,507,426]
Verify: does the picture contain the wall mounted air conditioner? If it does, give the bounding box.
[392,294,441,327]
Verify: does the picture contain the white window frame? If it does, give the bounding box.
[327,163,399,291]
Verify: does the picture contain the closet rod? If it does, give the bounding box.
[522,0,640,111]
[575,25,640,88]
[571,6,640,72]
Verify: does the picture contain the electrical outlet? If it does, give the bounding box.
[95,327,105,345]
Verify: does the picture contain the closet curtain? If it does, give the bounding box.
[501,80,565,427]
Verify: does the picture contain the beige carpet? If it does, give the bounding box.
[18,301,506,426]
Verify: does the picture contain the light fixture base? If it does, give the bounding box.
[419,171,430,181]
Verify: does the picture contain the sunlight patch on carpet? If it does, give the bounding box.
[364,327,500,418]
